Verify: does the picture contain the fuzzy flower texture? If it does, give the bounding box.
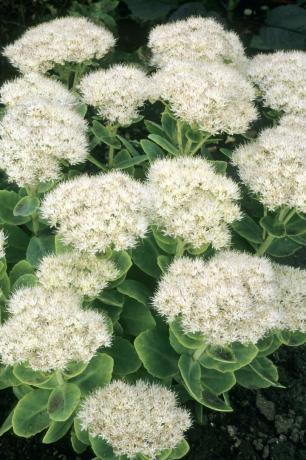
[153,251,279,345]
[147,157,241,250]
[0,99,88,187]
[232,116,306,213]
[0,286,111,371]
[151,61,257,134]
[3,16,115,73]
[37,251,119,297]
[79,380,191,459]
[79,64,150,126]
[41,172,148,254]
[148,16,248,71]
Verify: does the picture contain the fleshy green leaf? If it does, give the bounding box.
[167,440,190,460]
[107,337,141,376]
[47,383,81,421]
[26,235,55,268]
[201,368,236,395]
[0,410,13,436]
[0,190,31,225]
[42,416,74,444]
[260,215,286,237]
[13,364,50,386]
[71,353,113,395]
[231,215,263,244]
[12,389,50,437]
[148,134,179,156]
[9,260,34,285]
[13,196,40,217]
[90,435,115,459]
[117,279,151,305]
[132,234,161,278]
[121,299,156,336]
[178,354,202,403]
[140,139,164,162]
[267,237,301,257]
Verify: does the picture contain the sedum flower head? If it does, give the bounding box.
[0,286,111,371]
[41,172,148,254]
[274,264,306,333]
[79,64,150,125]
[0,99,88,187]
[78,380,191,459]
[0,73,77,107]
[148,16,247,71]
[37,250,119,297]
[0,230,6,259]
[232,122,306,212]
[3,16,115,73]
[248,51,306,115]
[151,61,257,134]
[153,251,279,346]
[146,157,241,250]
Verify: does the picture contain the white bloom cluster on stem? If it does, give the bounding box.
[37,250,119,297]
[0,73,77,107]
[79,64,151,125]
[3,16,115,73]
[151,61,257,134]
[248,51,306,115]
[78,380,191,459]
[0,230,6,259]
[148,16,248,72]
[146,157,241,250]
[0,286,112,371]
[0,98,88,187]
[232,119,306,212]
[41,172,149,254]
[153,251,279,346]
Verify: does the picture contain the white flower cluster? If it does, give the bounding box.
[41,172,148,254]
[37,251,119,297]
[79,64,151,125]
[3,17,115,73]
[0,286,111,371]
[148,16,247,71]
[146,157,241,249]
[0,99,88,187]
[248,51,306,115]
[153,251,279,345]
[232,120,306,212]
[0,230,6,259]
[151,61,257,134]
[78,380,191,459]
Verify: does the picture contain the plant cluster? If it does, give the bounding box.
[0,13,305,460]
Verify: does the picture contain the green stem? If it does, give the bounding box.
[87,154,108,172]
[177,120,183,154]
[55,370,65,386]
[283,208,296,225]
[25,185,40,236]
[175,239,186,258]
[107,125,118,167]
[256,234,275,257]
[189,134,211,156]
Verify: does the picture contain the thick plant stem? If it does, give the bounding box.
[175,239,186,258]
[87,154,108,171]
[55,370,65,386]
[188,134,211,156]
[107,125,118,167]
[256,234,275,257]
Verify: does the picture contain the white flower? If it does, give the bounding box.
[146,157,241,250]
[232,122,306,212]
[41,172,149,254]
[78,380,191,459]
[37,251,119,297]
[151,60,257,134]
[153,251,279,345]
[0,98,88,187]
[79,64,151,125]
[148,16,247,71]
[0,73,77,107]
[0,230,6,259]
[274,263,306,333]
[3,16,115,73]
[0,286,111,371]
[248,51,306,115]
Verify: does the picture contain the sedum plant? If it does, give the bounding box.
[0,12,305,460]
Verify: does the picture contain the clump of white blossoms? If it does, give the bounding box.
[274,264,306,333]
[3,16,115,73]
[0,286,112,371]
[41,172,148,254]
[232,121,306,212]
[146,157,241,250]
[248,51,306,114]
[37,251,119,297]
[0,73,77,107]
[0,99,88,187]
[79,64,150,126]
[0,230,6,259]
[78,380,191,459]
[148,16,247,71]
[153,251,279,345]
[151,61,257,134]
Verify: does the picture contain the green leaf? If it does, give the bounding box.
[285,215,306,236]
[152,227,177,255]
[231,215,263,244]
[208,160,227,175]
[201,368,236,395]
[92,121,121,148]
[12,273,37,290]
[0,410,13,436]
[132,234,161,278]
[121,299,156,336]
[148,134,179,156]
[140,139,164,162]
[289,233,306,246]
[157,255,171,273]
[98,290,124,307]
[109,251,132,287]
[257,335,282,357]
[145,120,165,137]
[48,383,80,422]
[13,196,40,217]
[114,152,148,169]
[26,235,55,268]
[0,190,31,225]
[117,279,151,305]
[199,343,258,373]
[13,364,50,386]
[71,353,113,395]
[278,330,306,347]
[135,328,178,378]
[161,111,177,143]
[178,354,203,402]
[170,319,204,350]
[167,440,190,460]
[90,435,115,460]
[0,273,10,298]
[201,390,233,412]
[0,366,20,390]
[71,430,88,454]
[236,357,282,389]
[12,389,50,437]
[117,135,139,157]
[219,148,233,159]
[267,237,301,257]
[260,215,285,238]
[74,417,90,445]
[9,260,34,285]
[62,362,88,380]
[107,337,141,376]
[42,416,74,444]
[13,384,33,400]
[2,224,30,263]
